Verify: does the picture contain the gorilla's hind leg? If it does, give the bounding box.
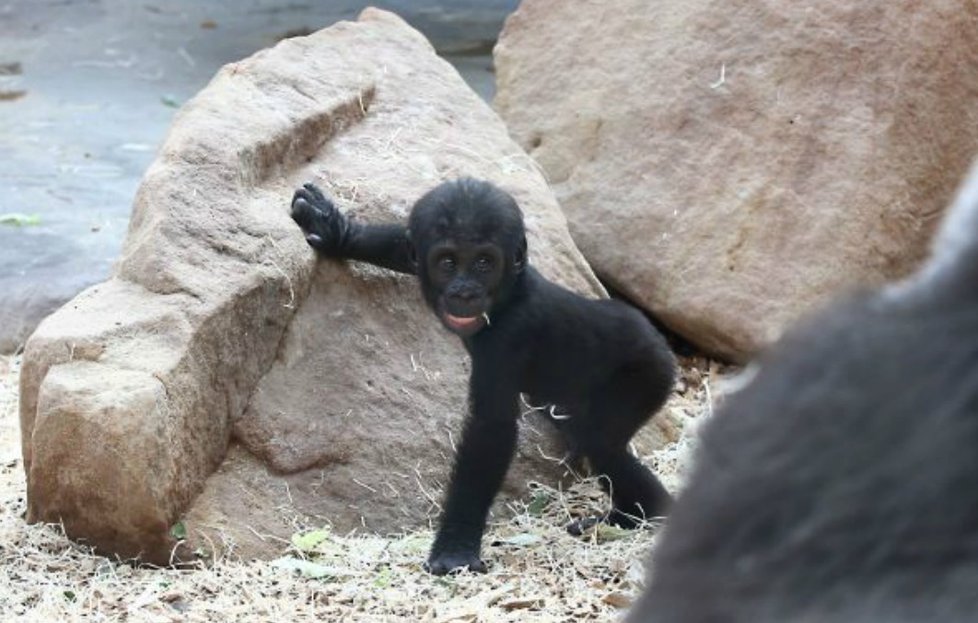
[588,444,671,527]
[568,364,673,533]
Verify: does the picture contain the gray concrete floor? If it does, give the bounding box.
[0,0,514,351]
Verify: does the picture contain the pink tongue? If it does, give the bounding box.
[445,314,479,329]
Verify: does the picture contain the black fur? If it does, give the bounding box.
[627,164,978,622]
[291,179,676,575]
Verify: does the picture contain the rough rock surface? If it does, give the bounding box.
[19,9,676,562]
[494,0,978,360]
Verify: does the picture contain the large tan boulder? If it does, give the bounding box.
[494,0,978,361]
[19,9,675,563]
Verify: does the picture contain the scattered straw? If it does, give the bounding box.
[0,354,723,622]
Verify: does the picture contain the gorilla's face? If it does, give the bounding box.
[424,240,506,336]
[408,178,527,337]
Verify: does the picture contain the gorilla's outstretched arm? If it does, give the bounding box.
[291,183,415,275]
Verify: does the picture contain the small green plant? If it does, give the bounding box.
[0,213,41,227]
[169,521,187,540]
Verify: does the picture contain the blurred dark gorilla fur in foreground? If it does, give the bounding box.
[628,161,978,623]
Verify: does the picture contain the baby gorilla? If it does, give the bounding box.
[291,178,676,575]
[627,163,978,622]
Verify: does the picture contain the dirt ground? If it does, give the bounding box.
[0,354,723,622]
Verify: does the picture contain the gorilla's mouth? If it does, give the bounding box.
[442,312,488,335]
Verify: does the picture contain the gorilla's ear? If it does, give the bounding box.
[514,235,527,273]
[406,228,419,270]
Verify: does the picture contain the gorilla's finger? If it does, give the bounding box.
[292,188,318,210]
[290,197,315,227]
[303,182,328,204]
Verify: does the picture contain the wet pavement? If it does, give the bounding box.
[0,0,515,351]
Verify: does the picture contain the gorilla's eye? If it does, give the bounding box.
[474,256,494,273]
[438,255,457,273]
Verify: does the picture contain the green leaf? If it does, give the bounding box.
[291,529,330,552]
[373,566,393,588]
[271,557,348,579]
[498,533,542,547]
[0,213,41,227]
[161,95,180,108]
[391,534,431,555]
[169,521,188,540]
[595,524,632,543]
[526,491,552,517]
